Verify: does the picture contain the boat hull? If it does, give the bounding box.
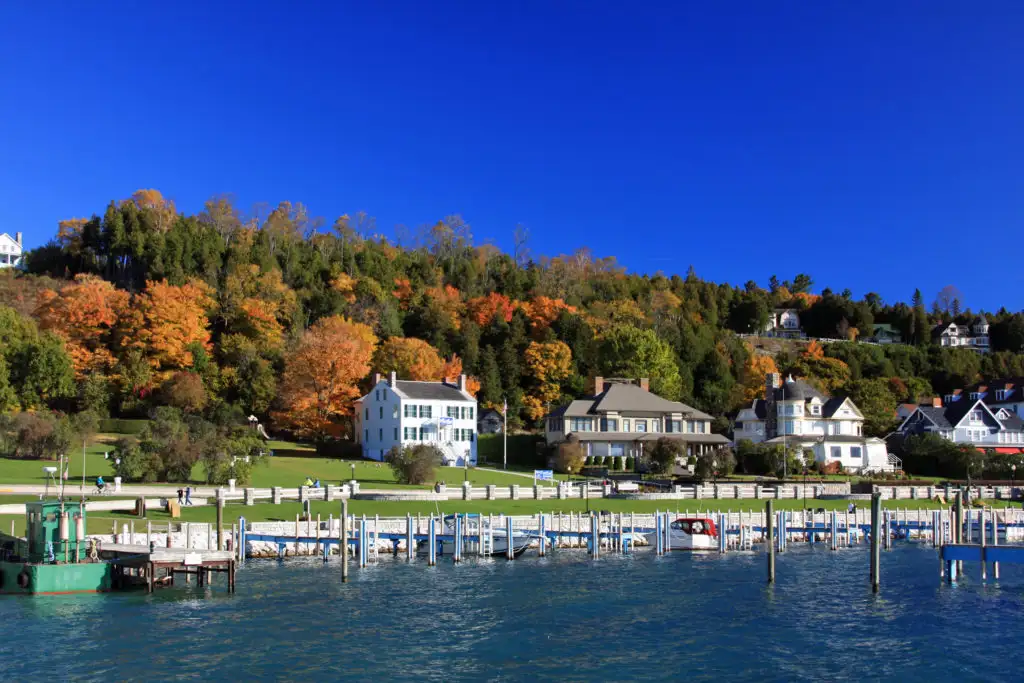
[0,561,113,595]
[643,531,717,551]
[418,536,533,558]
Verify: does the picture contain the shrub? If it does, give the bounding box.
[553,438,586,475]
[649,438,683,475]
[584,455,593,466]
[98,418,149,435]
[625,456,635,471]
[385,443,443,485]
[11,412,71,460]
[693,446,737,481]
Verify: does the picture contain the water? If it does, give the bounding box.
[2,545,1023,681]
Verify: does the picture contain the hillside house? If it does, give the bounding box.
[734,374,894,473]
[761,308,804,338]
[932,318,989,352]
[897,397,1024,449]
[0,232,23,269]
[354,372,478,466]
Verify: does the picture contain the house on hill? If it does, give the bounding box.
[896,396,1024,449]
[354,372,478,466]
[544,377,729,463]
[734,373,895,473]
[761,308,804,338]
[0,232,23,268]
[932,318,989,352]
[477,408,503,434]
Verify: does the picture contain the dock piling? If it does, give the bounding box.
[506,516,514,560]
[539,514,546,557]
[870,492,881,593]
[341,499,349,581]
[766,500,775,584]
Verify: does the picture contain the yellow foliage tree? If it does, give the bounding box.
[523,341,572,421]
[374,337,444,380]
[739,352,779,403]
[124,279,215,377]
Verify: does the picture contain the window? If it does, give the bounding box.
[393,405,399,418]
[420,405,433,418]
[404,405,417,418]
[379,428,383,441]
[996,390,1008,401]
[610,443,625,457]
[650,420,660,432]
[365,407,369,420]
[448,407,458,418]
[810,405,821,416]
[379,407,383,419]
[944,395,954,404]
[635,420,647,433]
[394,427,398,440]
[375,390,379,401]
[666,420,681,433]
[364,429,368,442]
[419,426,429,440]
[569,418,593,432]
[600,418,619,432]
[856,424,862,436]
[969,410,983,424]
[469,407,475,420]
[830,446,841,460]
[970,392,981,400]
[695,421,706,434]
[850,446,862,461]
[404,427,417,440]
[623,419,631,432]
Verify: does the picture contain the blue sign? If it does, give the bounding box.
[534,469,554,481]
[439,416,454,426]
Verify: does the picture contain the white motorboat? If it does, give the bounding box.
[644,517,718,551]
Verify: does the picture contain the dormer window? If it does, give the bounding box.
[944,394,955,404]
[969,410,983,424]
[996,390,1008,401]
[810,405,821,416]
[969,392,981,400]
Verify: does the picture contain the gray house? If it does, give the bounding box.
[897,397,1024,447]
[477,408,503,434]
[544,377,729,461]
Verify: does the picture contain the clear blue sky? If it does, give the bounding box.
[2,2,1023,311]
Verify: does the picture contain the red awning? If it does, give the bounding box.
[991,448,1024,454]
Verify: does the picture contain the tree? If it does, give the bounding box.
[789,273,813,294]
[596,325,682,400]
[125,279,215,376]
[11,412,71,460]
[0,354,17,412]
[843,378,898,437]
[12,332,76,408]
[738,352,779,403]
[522,340,572,422]
[649,437,683,475]
[162,371,209,413]
[385,443,443,485]
[275,316,377,441]
[933,285,964,316]
[466,292,515,326]
[374,337,444,381]
[911,289,930,346]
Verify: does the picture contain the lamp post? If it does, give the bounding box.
[1012,464,1017,498]
[350,463,356,483]
[712,459,718,486]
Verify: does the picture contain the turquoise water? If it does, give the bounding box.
[1,545,1022,681]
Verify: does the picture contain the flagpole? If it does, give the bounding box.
[503,398,507,470]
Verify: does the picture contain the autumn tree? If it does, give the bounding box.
[374,337,444,381]
[275,316,377,441]
[596,325,682,400]
[522,340,572,421]
[738,351,779,403]
[125,279,215,377]
[162,371,209,414]
[519,296,576,337]
[467,292,515,326]
[34,274,129,376]
[220,264,296,354]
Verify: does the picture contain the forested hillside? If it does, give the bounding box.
[3,190,1024,442]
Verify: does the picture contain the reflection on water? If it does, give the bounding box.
[1,545,1023,681]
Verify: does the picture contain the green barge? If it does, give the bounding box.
[0,500,112,595]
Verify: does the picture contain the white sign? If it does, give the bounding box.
[439,417,454,426]
[183,552,203,566]
[534,470,554,481]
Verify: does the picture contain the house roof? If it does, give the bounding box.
[905,398,1024,433]
[392,380,474,402]
[546,382,713,420]
[774,377,826,402]
[478,408,502,420]
[764,435,883,445]
[569,432,730,444]
[959,378,1024,406]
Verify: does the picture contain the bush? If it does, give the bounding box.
[649,438,683,475]
[552,438,586,475]
[584,455,593,466]
[98,418,149,435]
[693,446,737,481]
[385,443,443,485]
[625,456,635,471]
[615,456,625,471]
[10,412,71,460]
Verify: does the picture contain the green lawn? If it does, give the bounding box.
[0,436,121,485]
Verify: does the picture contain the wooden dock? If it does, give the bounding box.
[99,543,236,593]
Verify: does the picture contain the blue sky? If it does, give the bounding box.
[2,2,1023,311]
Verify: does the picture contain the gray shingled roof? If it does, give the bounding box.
[569,432,730,444]
[546,382,713,420]
[915,405,952,430]
[393,380,473,402]
[774,378,825,402]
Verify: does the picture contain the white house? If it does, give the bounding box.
[734,373,894,473]
[545,377,730,463]
[354,372,478,466]
[761,308,803,338]
[897,397,1024,449]
[932,318,989,352]
[0,232,23,268]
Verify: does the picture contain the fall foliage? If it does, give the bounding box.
[467,292,515,326]
[124,279,215,377]
[274,316,377,440]
[374,337,444,381]
[522,340,572,420]
[738,352,780,403]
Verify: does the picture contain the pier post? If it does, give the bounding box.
[315,514,322,555]
[539,514,546,557]
[407,514,414,561]
[870,492,881,593]
[453,514,462,563]
[428,515,436,566]
[766,500,775,584]
[655,512,662,555]
[341,499,349,582]
[487,514,494,555]
[589,513,598,558]
[719,513,726,554]
[980,507,987,581]
[505,516,514,560]
[216,499,224,551]
[993,508,1000,580]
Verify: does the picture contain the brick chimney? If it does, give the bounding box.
[932,397,942,408]
[15,232,22,246]
[389,371,397,387]
[374,372,382,386]
[592,376,604,394]
[458,373,466,391]
[765,372,781,398]
[639,378,650,392]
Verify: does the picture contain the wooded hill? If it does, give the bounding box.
[3,189,1024,442]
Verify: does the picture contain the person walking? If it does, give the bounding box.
[184,486,193,506]
[177,488,184,505]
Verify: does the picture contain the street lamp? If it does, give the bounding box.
[1012,464,1017,496]
[350,463,356,482]
[712,459,718,486]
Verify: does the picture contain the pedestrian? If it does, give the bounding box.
[177,488,184,505]
[184,486,193,506]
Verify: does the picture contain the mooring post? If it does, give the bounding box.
[216,500,224,551]
[428,515,436,566]
[453,514,462,563]
[506,516,515,560]
[539,514,546,557]
[980,507,987,581]
[664,511,671,553]
[406,514,414,561]
[766,500,775,584]
[870,492,881,593]
[341,499,349,581]
[589,513,598,558]
[719,513,726,554]
[993,507,1000,580]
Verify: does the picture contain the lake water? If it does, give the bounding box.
[1,544,1022,681]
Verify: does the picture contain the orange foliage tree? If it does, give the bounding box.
[393,278,414,309]
[467,292,514,326]
[34,274,130,377]
[331,273,357,303]
[220,265,296,354]
[423,284,464,329]
[374,337,444,380]
[518,296,576,335]
[522,340,572,421]
[124,279,215,376]
[274,316,377,441]
[738,352,779,403]
[440,354,480,395]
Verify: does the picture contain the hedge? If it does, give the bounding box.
[98,418,149,435]
[478,434,546,468]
